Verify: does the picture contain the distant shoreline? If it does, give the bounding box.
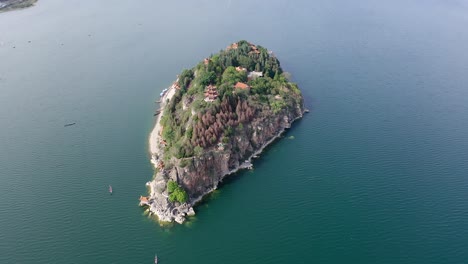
[0,0,37,13]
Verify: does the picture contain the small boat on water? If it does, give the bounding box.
[109,185,113,194]
[154,254,158,264]
[64,122,76,127]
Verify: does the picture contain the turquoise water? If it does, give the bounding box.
[1,0,468,263]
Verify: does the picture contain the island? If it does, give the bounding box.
[142,40,305,224]
[0,0,37,12]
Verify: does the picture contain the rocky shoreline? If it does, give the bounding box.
[145,82,191,223]
[144,80,304,224]
[0,0,37,12]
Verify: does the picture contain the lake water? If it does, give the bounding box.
[1,0,468,263]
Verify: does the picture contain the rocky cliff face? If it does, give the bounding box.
[173,105,303,199]
[147,97,304,224]
[145,40,306,224]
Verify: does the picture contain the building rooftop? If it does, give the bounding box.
[139,196,149,206]
[204,85,218,102]
[247,71,263,79]
[234,82,250,89]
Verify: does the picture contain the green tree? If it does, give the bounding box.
[167,181,188,203]
[255,63,261,72]
[222,66,247,85]
[175,187,188,203]
[270,100,286,113]
[194,146,203,156]
[178,69,194,91]
[167,180,178,193]
[169,186,188,203]
[163,127,175,143]
[186,127,193,140]
[238,55,253,70]
[249,77,272,95]
[199,70,217,86]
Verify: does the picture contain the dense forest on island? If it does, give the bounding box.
[159,40,303,166]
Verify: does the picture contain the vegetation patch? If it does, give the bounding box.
[159,40,303,164]
[167,180,188,203]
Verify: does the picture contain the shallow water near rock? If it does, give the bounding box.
[1,0,468,263]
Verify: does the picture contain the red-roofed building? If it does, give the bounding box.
[227,42,239,50]
[204,84,218,102]
[139,196,149,206]
[234,82,250,90]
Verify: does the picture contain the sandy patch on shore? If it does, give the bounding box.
[149,84,177,165]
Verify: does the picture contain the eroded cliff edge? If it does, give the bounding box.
[143,41,305,224]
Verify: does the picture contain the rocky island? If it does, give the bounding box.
[0,0,37,12]
[143,40,305,224]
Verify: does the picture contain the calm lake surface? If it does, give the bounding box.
[1,0,468,263]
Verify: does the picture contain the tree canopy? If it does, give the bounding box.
[159,40,302,161]
[167,180,188,203]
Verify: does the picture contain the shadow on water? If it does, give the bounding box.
[302,92,315,111]
[141,113,311,229]
[188,116,308,217]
